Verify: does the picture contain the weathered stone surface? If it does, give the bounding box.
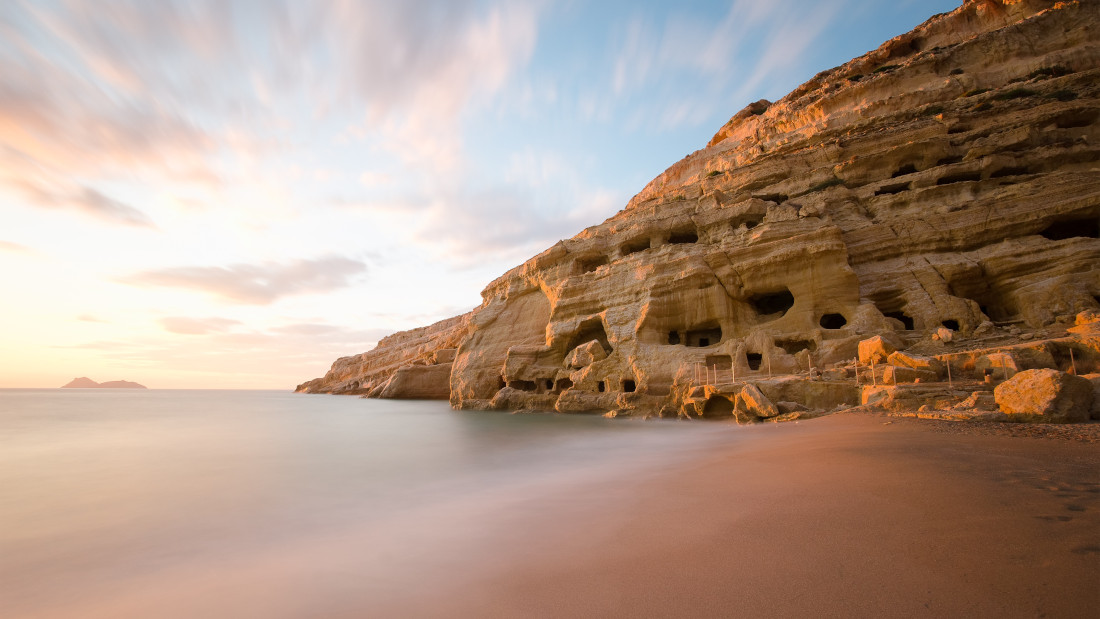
[883,365,940,385]
[739,384,780,419]
[378,364,453,400]
[302,1,1100,419]
[296,313,472,396]
[859,335,903,365]
[887,351,944,376]
[1078,373,1100,420]
[566,340,607,369]
[994,369,1094,423]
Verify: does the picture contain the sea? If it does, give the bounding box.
[0,389,732,618]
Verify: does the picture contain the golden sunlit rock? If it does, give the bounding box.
[300,0,1100,422]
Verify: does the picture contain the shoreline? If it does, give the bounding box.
[6,410,1097,618]
[386,412,1100,618]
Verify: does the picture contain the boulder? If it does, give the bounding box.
[1084,373,1100,421]
[883,365,939,385]
[738,384,780,419]
[858,334,903,365]
[565,340,607,369]
[887,351,943,377]
[993,369,1094,423]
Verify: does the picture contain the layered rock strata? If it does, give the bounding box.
[300,0,1100,420]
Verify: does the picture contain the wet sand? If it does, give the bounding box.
[397,414,1100,619]
[8,412,1098,618]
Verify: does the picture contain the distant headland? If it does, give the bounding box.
[60,377,147,389]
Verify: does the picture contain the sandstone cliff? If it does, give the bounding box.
[300,0,1100,420]
[296,312,473,397]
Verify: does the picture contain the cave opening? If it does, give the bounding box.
[544,379,554,391]
[620,238,650,256]
[748,289,795,318]
[731,215,764,231]
[509,380,537,392]
[942,320,960,331]
[875,182,910,196]
[885,311,916,330]
[686,326,723,347]
[990,166,1031,178]
[819,313,847,329]
[936,155,963,167]
[1040,217,1099,241]
[754,193,789,204]
[892,163,918,177]
[936,171,982,185]
[622,379,637,393]
[577,256,608,274]
[668,229,699,244]
[597,381,606,393]
[566,319,613,356]
[701,396,735,419]
[1055,109,1099,129]
[668,331,681,345]
[554,378,573,392]
[746,352,763,371]
[777,339,815,355]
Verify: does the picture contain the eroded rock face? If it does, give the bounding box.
[994,368,1094,423]
[296,313,473,397]
[303,0,1100,419]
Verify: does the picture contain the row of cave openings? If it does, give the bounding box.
[576,213,771,276]
[505,376,639,395]
[872,109,1099,198]
[664,289,849,349]
[503,318,637,396]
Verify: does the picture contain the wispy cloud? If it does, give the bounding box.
[160,316,242,335]
[0,239,32,253]
[122,256,368,304]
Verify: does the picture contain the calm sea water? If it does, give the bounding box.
[0,389,731,618]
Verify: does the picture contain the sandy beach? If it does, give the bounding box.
[388,414,1100,619]
[5,400,1097,619]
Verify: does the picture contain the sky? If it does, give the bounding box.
[0,0,961,389]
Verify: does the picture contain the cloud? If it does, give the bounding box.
[122,256,368,304]
[0,239,32,253]
[604,0,847,131]
[160,316,242,335]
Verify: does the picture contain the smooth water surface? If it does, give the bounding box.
[0,389,732,617]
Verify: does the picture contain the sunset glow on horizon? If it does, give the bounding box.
[1,0,960,389]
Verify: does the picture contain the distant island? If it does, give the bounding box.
[61,377,147,389]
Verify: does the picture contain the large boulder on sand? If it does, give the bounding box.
[993,369,1094,424]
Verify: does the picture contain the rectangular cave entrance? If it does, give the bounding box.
[620,238,650,256]
[1040,217,1099,241]
[508,380,537,392]
[667,229,699,244]
[577,255,608,274]
[622,379,636,393]
[776,339,815,355]
[746,352,763,371]
[685,326,722,347]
